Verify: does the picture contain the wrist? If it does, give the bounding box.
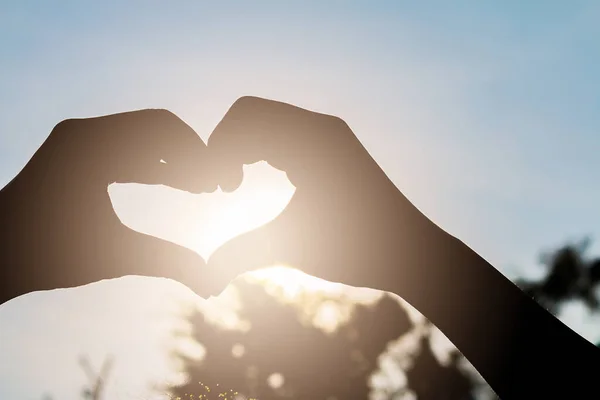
[398,226,599,398]
[0,224,23,306]
[0,186,36,306]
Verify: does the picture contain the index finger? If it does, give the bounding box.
[57,109,216,194]
[207,96,359,192]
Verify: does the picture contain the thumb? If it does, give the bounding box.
[207,223,285,292]
[110,231,228,298]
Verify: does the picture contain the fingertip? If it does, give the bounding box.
[216,165,244,193]
[207,140,245,194]
[202,181,219,194]
[230,95,264,110]
[189,181,220,195]
[190,167,220,194]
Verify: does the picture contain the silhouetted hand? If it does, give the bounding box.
[0,110,223,305]
[207,96,600,399]
[207,96,439,295]
[2,98,599,399]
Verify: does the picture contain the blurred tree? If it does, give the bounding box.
[40,355,113,400]
[79,355,113,400]
[39,239,600,400]
[402,331,476,400]
[169,278,485,400]
[516,237,600,315]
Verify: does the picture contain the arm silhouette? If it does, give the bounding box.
[0,109,234,306]
[1,99,597,398]
[207,96,600,399]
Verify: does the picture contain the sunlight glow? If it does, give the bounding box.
[313,300,344,333]
[111,160,387,332]
[267,373,285,389]
[109,161,296,262]
[231,343,245,358]
[247,266,346,298]
[192,162,296,260]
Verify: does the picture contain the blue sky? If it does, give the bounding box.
[1,1,600,398]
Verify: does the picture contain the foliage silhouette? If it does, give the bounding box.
[173,233,600,400]
[402,328,478,400]
[516,237,600,315]
[169,277,486,400]
[42,237,600,400]
[41,355,113,400]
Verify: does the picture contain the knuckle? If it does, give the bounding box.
[152,108,178,119]
[51,118,78,136]
[328,115,351,131]
[232,95,262,109]
[127,109,182,131]
[146,108,182,126]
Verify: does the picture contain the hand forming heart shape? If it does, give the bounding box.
[4,97,599,400]
[205,97,439,296]
[0,96,438,306]
[110,161,295,264]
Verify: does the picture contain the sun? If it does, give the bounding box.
[190,162,354,297]
[192,161,296,260]
[111,161,351,297]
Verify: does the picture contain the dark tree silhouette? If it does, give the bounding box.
[50,236,600,400]
[169,278,485,400]
[517,238,600,353]
[35,240,597,400]
[79,355,113,400]
[166,237,600,399]
[516,237,600,315]
[401,329,477,400]
[41,355,113,400]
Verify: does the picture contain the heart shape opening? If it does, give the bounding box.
[109,161,296,261]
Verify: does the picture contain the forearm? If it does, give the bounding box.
[0,263,26,306]
[0,222,21,306]
[397,228,599,398]
[0,181,34,306]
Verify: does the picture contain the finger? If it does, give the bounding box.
[207,96,359,192]
[61,109,216,194]
[207,222,284,287]
[207,218,354,289]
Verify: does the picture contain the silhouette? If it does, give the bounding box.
[41,355,113,400]
[516,238,600,347]
[517,237,600,314]
[0,110,235,305]
[404,334,476,400]
[79,355,113,400]
[1,96,599,398]
[205,97,600,398]
[169,277,481,400]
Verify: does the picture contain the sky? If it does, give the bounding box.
[1,1,600,398]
